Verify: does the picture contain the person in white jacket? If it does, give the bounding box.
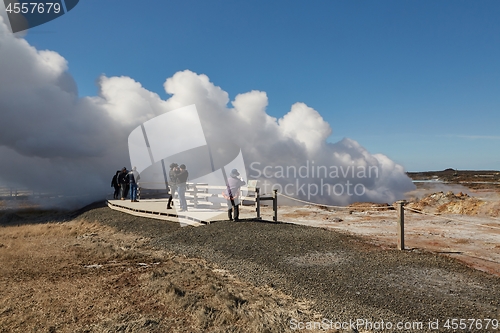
[224,169,246,221]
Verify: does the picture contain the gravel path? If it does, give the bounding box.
[79,203,500,332]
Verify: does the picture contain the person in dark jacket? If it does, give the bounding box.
[176,164,189,212]
[167,163,178,209]
[117,167,129,200]
[224,169,246,221]
[111,170,120,199]
[127,167,139,202]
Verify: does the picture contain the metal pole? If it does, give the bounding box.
[273,189,278,222]
[397,201,405,250]
[255,187,261,220]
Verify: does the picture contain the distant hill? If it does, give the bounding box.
[407,169,500,191]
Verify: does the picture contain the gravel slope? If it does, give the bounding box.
[80,204,500,332]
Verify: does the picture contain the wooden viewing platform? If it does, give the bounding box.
[107,198,226,226]
[107,182,278,226]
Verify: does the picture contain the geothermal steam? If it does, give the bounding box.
[0,14,414,207]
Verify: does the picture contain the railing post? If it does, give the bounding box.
[255,187,261,220]
[273,189,278,222]
[397,200,405,250]
[137,185,141,200]
[193,184,198,208]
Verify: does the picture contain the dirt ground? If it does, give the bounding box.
[0,214,328,333]
[3,205,496,333]
[1,171,500,332]
[274,182,500,277]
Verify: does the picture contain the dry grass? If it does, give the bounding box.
[0,217,324,333]
[453,238,471,245]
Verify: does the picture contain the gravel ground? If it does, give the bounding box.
[78,203,500,332]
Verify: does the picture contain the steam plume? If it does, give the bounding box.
[0,15,414,208]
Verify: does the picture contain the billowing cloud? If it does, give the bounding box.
[161,70,415,205]
[0,14,414,208]
[278,102,332,154]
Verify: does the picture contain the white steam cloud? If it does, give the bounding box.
[0,14,414,208]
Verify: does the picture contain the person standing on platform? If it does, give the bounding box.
[118,167,129,200]
[128,167,139,202]
[167,163,178,209]
[176,164,189,212]
[224,169,246,221]
[111,170,120,199]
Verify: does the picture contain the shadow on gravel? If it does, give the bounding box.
[209,218,289,225]
[0,200,109,227]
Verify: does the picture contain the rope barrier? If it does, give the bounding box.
[276,192,394,210]
[277,192,348,209]
[277,192,500,231]
[404,206,500,231]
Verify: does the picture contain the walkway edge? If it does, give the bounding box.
[106,200,207,227]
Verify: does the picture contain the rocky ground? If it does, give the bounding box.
[1,171,500,332]
[275,187,500,277]
[0,205,321,333]
[405,190,500,216]
[407,169,500,191]
[2,201,498,332]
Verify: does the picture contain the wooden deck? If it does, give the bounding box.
[107,198,226,226]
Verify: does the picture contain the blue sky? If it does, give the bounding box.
[20,0,500,171]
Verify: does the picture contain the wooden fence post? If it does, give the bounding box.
[255,187,261,220]
[397,200,405,250]
[273,189,278,222]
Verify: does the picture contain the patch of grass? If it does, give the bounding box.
[0,217,322,333]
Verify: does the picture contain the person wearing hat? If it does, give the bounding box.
[224,169,246,221]
[167,163,178,209]
[176,164,189,212]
